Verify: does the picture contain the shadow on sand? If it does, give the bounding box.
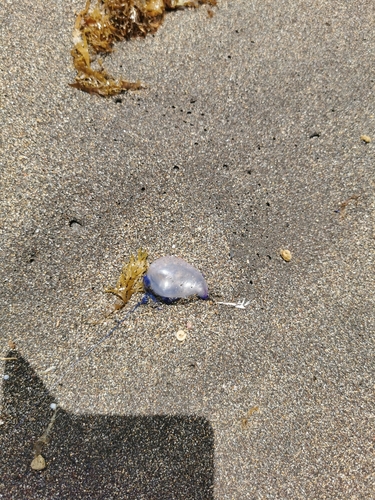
[0,352,214,499]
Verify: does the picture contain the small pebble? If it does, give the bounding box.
[3,375,9,380]
[8,340,16,349]
[31,454,46,471]
[175,330,187,342]
[186,321,193,330]
[280,249,292,262]
[360,135,371,143]
[50,403,57,410]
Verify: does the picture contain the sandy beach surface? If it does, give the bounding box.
[1,1,374,498]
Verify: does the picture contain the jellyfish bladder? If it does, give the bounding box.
[144,256,209,301]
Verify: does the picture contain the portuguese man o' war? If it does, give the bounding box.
[12,253,249,442]
[144,256,209,301]
[11,254,210,435]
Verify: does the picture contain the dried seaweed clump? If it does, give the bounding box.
[105,248,149,307]
[71,0,217,96]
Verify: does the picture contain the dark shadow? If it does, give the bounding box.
[0,352,214,499]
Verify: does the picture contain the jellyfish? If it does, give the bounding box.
[144,256,209,302]
[13,253,247,436]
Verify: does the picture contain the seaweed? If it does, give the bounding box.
[105,248,149,307]
[70,0,217,96]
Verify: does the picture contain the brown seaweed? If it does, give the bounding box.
[70,0,217,96]
[105,248,149,307]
